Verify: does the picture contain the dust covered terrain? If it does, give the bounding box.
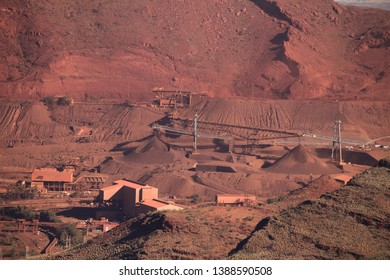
[0,0,389,261]
[0,0,389,100]
[230,160,390,260]
[39,160,390,260]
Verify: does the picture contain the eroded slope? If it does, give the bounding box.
[0,0,389,100]
[230,161,390,259]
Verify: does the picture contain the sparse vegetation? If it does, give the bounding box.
[188,194,201,204]
[57,96,72,106]
[3,206,36,220]
[42,96,72,109]
[377,157,390,168]
[39,210,61,223]
[230,165,390,260]
[76,137,91,143]
[243,216,254,221]
[56,224,84,247]
[42,96,56,108]
[266,195,286,204]
[0,186,38,201]
[70,190,82,198]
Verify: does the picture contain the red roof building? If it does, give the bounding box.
[139,199,183,214]
[31,168,73,191]
[333,174,353,185]
[99,179,182,217]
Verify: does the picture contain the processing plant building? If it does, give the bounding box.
[99,179,182,217]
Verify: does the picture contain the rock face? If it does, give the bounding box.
[0,0,389,101]
[230,165,390,259]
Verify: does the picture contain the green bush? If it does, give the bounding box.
[70,190,82,198]
[1,186,38,200]
[377,157,390,168]
[57,224,84,246]
[39,210,61,223]
[243,216,254,221]
[4,206,36,220]
[57,96,72,106]
[188,194,200,204]
[42,96,56,107]
[266,195,285,204]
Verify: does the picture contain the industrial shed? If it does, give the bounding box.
[99,179,181,217]
[333,174,353,185]
[31,168,73,191]
[74,172,108,189]
[138,199,183,214]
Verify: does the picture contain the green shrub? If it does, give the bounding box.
[188,194,200,204]
[70,190,82,198]
[57,224,84,246]
[266,195,285,204]
[42,96,56,107]
[4,206,36,220]
[243,216,254,222]
[1,186,38,200]
[39,210,61,223]
[377,157,390,168]
[57,96,72,106]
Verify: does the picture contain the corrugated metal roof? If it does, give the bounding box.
[141,199,170,209]
[31,168,73,183]
[114,179,146,189]
[100,180,157,194]
[333,174,353,184]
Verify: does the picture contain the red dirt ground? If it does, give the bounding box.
[0,0,389,101]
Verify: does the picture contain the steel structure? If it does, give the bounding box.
[153,113,234,153]
[302,120,371,164]
[153,104,378,160]
[153,113,302,153]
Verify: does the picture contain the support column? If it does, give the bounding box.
[193,112,198,153]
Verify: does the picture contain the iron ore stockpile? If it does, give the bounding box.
[267,145,342,174]
[124,137,178,164]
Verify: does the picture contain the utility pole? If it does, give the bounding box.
[338,120,343,164]
[193,112,198,153]
[85,221,89,243]
[331,120,343,164]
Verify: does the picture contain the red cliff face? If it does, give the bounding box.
[0,0,389,101]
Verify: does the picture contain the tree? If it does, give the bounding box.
[4,206,36,220]
[57,224,83,246]
[57,96,72,106]
[42,96,56,108]
[188,194,201,204]
[39,210,61,223]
